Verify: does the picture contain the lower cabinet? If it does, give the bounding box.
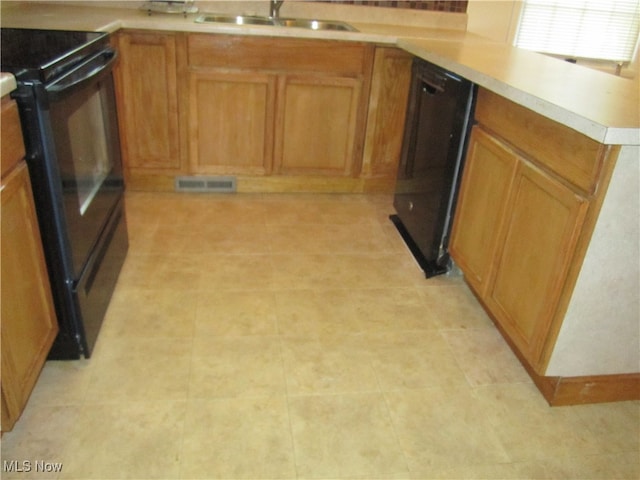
[448,127,517,296]
[450,98,591,373]
[115,31,185,176]
[485,154,588,368]
[187,34,373,179]
[274,74,363,176]
[361,47,413,181]
[189,70,277,175]
[115,31,411,192]
[1,98,58,432]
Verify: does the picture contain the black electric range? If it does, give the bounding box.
[1,27,128,359]
[1,28,109,83]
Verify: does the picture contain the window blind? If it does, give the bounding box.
[514,0,640,62]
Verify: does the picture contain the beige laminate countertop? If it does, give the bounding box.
[1,73,17,98]
[2,2,638,146]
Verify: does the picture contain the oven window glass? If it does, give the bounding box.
[50,74,124,277]
[67,89,112,215]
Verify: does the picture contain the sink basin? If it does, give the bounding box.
[195,14,276,26]
[277,18,358,32]
[195,14,358,32]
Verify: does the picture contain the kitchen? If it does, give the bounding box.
[1,1,639,478]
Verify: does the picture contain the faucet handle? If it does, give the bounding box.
[270,0,285,18]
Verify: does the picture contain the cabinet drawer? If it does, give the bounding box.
[475,88,604,194]
[1,98,25,178]
[188,34,369,76]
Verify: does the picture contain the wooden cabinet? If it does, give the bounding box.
[114,32,411,192]
[486,149,588,367]
[115,31,186,177]
[187,34,373,178]
[275,73,362,176]
[188,71,277,175]
[472,87,604,194]
[449,127,517,296]
[1,97,58,432]
[361,47,413,186]
[450,88,603,374]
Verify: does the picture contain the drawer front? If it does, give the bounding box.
[475,88,604,194]
[188,34,369,76]
[1,98,25,179]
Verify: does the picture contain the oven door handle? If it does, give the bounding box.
[46,48,117,100]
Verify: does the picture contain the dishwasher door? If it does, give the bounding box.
[392,60,474,277]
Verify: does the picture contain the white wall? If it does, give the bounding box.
[466,0,521,44]
[546,146,640,377]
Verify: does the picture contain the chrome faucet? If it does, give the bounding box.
[270,0,284,18]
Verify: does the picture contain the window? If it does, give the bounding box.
[514,0,640,62]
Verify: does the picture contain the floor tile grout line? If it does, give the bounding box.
[278,336,302,479]
[379,390,414,477]
[356,318,415,476]
[437,328,483,391]
[177,317,199,480]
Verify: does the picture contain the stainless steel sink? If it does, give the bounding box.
[195,14,277,26]
[277,18,358,32]
[195,14,358,32]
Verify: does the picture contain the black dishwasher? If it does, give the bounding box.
[391,59,475,277]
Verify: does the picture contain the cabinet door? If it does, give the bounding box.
[116,32,182,172]
[1,100,24,177]
[487,159,588,370]
[449,127,518,295]
[361,48,413,178]
[188,71,277,175]
[1,163,58,432]
[274,74,363,176]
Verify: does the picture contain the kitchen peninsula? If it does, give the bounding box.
[1,1,638,406]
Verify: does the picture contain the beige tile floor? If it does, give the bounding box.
[2,192,639,479]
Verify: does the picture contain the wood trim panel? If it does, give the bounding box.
[475,88,604,194]
[124,171,396,193]
[539,373,640,406]
[188,34,369,76]
[1,98,25,178]
[467,282,639,406]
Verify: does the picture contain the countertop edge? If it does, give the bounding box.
[397,39,640,147]
[0,73,17,98]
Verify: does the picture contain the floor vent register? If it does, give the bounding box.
[174,176,237,193]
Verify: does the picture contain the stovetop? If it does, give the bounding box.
[0,28,109,83]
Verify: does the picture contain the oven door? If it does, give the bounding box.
[47,49,124,279]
